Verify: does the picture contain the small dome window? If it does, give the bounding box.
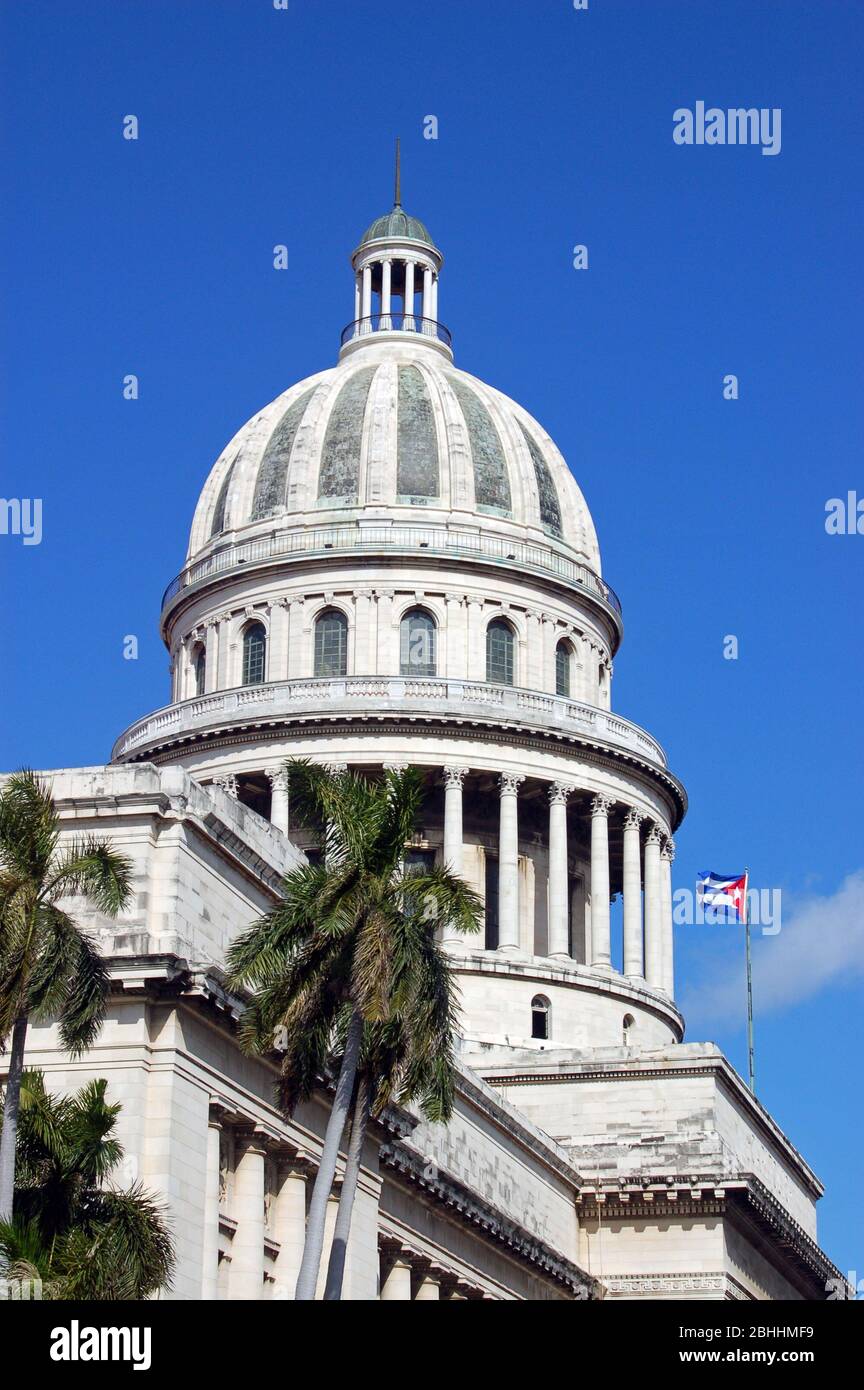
[531,994,551,1041]
[400,608,437,677]
[193,644,207,698]
[314,609,348,678]
[242,623,266,687]
[555,639,573,698]
[486,619,515,687]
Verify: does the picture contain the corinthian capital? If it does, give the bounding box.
[443,766,469,789]
[591,793,614,818]
[267,766,289,793]
[548,781,575,806]
[623,807,644,831]
[661,837,676,862]
[645,821,664,846]
[498,772,525,796]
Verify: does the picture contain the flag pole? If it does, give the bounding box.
[743,866,755,1093]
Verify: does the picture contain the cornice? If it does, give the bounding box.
[379,1138,598,1298]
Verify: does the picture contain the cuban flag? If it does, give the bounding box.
[697,869,748,922]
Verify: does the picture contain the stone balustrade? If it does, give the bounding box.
[112,674,667,767]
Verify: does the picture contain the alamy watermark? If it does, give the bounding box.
[0,497,42,545]
[673,102,781,157]
[674,886,782,936]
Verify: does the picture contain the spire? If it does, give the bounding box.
[394,136,401,207]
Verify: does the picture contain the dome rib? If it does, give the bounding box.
[446,375,512,516]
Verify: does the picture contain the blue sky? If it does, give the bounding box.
[1,1,861,1278]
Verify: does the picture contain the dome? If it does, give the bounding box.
[358,206,435,249]
[187,345,601,571]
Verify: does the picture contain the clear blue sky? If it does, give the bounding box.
[1,1,861,1279]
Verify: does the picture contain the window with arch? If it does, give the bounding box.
[531,994,550,1041]
[623,1012,635,1046]
[314,608,348,677]
[400,607,437,677]
[486,618,515,686]
[555,639,573,698]
[193,644,207,697]
[242,622,266,686]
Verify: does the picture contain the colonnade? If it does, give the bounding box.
[211,763,676,1000]
[203,1104,493,1301]
[353,256,439,329]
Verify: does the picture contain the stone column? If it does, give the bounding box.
[214,772,238,799]
[590,795,613,968]
[466,600,485,681]
[353,589,372,673]
[547,782,573,959]
[413,1260,441,1300]
[622,809,644,979]
[381,258,392,327]
[204,619,219,694]
[272,1153,312,1301]
[354,273,361,322]
[380,1251,413,1301]
[422,265,433,323]
[361,264,372,321]
[201,1103,225,1299]
[644,823,664,989]
[269,599,290,682]
[430,273,438,322]
[229,1131,267,1300]
[314,1190,341,1300]
[442,767,469,947]
[661,837,675,998]
[403,260,415,329]
[443,766,466,876]
[497,774,525,952]
[267,766,290,835]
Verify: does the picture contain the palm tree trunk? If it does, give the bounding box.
[323,1072,370,1301]
[293,1007,363,1301]
[0,1013,29,1223]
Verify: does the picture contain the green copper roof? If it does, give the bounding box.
[359,205,435,248]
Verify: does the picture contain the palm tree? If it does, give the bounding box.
[226,760,482,1301]
[0,1068,173,1298]
[0,770,132,1222]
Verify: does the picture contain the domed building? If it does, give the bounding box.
[19,192,839,1302]
[114,197,685,1060]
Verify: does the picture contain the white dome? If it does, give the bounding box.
[187,342,601,572]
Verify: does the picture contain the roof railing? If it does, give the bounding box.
[340,312,452,348]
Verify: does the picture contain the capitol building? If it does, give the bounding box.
[24,191,839,1301]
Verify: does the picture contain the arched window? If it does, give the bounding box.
[314,608,348,677]
[623,1013,635,1046]
[242,622,267,686]
[400,608,437,677]
[531,994,550,1041]
[193,644,207,697]
[486,619,515,686]
[555,640,573,698]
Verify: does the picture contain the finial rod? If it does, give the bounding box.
[394,136,401,206]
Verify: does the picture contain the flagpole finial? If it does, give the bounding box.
[394,136,401,207]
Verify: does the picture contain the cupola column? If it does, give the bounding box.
[644,824,664,988]
[381,258,392,327]
[497,773,525,951]
[590,795,613,968]
[361,264,372,322]
[422,265,433,323]
[354,272,361,322]
[660,837,676,997]
[547,782,574,959]
[403,259,415,328]
[622,809,645,978]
